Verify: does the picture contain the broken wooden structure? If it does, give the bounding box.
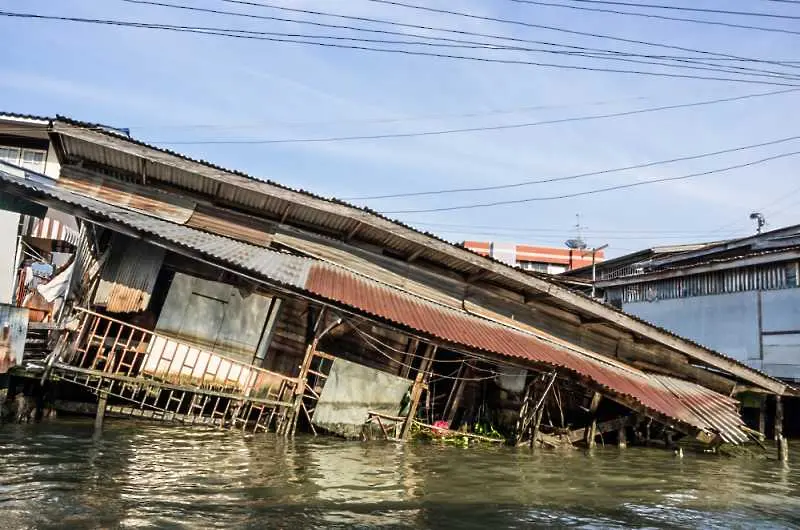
[0,117,794,451]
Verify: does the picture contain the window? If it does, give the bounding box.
[20,149,46,170]
[0,146,20,164]
[518,261,549,273]
[0,146,46,170]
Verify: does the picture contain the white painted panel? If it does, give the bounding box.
[0,210,20,304]
[624,292,760,363]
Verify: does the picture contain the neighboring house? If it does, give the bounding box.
[0,113,63,304]
[567,228,800,382]
[463,241,604,274]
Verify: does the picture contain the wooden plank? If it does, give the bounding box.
[569,415,637,444]
[400,344,436,440]
[584,392,602,448]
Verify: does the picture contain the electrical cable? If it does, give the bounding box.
[510,0,800,36]
[362,0,800,68]
[4,11,795,87]
[541,0,800,19]
[120,0,800,80]
[152,88,800,145]
[344,132,800,199]
[380,149,800,214]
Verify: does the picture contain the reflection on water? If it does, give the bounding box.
[1,419,798,529]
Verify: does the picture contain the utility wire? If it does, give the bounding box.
[510,0,800,36]
[547,0,800,19]
[362,0,800,68]
[344,133,800,199]
[5,11,795,87]
[121,0,800,80]
[380,150,800,214]
[153,88,799,145]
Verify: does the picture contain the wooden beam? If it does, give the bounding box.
[583,392,602,448]
[406,248,424,263]
[569,415,636,443]
[775,395,784,442]
[94,391,108,435]
[344,223,361,242]
[400,344,436,440]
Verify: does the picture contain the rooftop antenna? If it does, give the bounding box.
[749,212,766,235]
[565,213,587,250]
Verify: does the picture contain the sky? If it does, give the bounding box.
[1,0,799,257]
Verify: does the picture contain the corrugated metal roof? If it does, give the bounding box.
[303,265,747,443]
[46,117,787,394]
[0,112,51,124]
[0,162,750,442]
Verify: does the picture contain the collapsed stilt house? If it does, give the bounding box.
[0,118,792,448]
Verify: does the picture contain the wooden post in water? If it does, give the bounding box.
[758,396,767,436]
[778,435,789,463]
[531,403,545,449]
[618,425,627,449]
[584,392,602,448]
[774,395,783,442]
[94,391,108,434]
[400,344,436,440]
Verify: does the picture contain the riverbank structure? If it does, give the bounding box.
[0,116,794,449]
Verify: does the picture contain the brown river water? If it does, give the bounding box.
[1,419,798,529]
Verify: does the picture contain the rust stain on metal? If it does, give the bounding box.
[59,167,196,224]
[94,234,165,313]
[304,265,747,441]
[187,203,275,247]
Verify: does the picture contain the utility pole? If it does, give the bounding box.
[590,244,609,299]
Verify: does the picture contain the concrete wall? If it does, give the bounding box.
[625,289,800,381]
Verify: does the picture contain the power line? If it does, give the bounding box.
[510,0,800,36]
[344,132,800,199]
[6,11,795,87]
[380,150,800,214]
[152,88,799,145]
[362,0,800,68]
[428,228,746,241]
[126,97,652,130]
[549,0,800,19]
[408,221,747,235]
[121,0,800,80]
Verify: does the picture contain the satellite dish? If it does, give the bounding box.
[565,238,587,250]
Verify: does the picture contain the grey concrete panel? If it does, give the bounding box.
[313,357,412,438]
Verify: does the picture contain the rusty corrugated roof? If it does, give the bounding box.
[0,162,750,443]
[304,266,748,443]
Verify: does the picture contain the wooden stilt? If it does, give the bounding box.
[531,403,544,449]
[399,339,418,379]
[444,363,470,428]
[400,344,436,440]
[774,395,783,442]
[618,425,627,449]
[94,391,108,434]
[778,435,789,463]
[584,392,602,449]
[758,397,767,436]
